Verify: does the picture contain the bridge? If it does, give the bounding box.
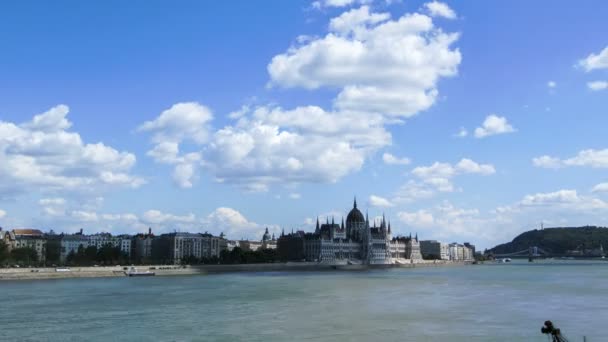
[493,246,552,258]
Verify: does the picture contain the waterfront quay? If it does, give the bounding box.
[0,260,467,281]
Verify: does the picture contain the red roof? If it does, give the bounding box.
[12,229,44,236]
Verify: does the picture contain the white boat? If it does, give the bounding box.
[125,266,155,277]
[497,258,512,263]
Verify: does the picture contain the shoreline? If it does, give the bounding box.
[0,260,469,281]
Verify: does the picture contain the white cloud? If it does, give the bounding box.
[424,1,457,19]
[0,105,143,196]
[411,158,495,192]
[474,114,516,138]
[138,102,213,144]
[141,210,196,225]
[533,149,608,169]
[393,180,435,202]
[312,0,371,9]
[71,210,99,222]
[0,209,6,219]
[398,209,435,227]
[532,155,562,169]
[592,183,608,193]
[547,81,556,88]
[454,127,467,138]
[578,46,608,72]
[204,207,279,240]
[369,195,394,207]
[518,189,608,211]
[140,6,460,192]
[382,152,411,165]
[289,193,302,199]
[138,102,212,189]
[588,81,608,91]
[268,5,461,117]
[455,158,496,175]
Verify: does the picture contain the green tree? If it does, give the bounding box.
[0,240,8,266]
[45,239,61,266]
[10,247,38,266]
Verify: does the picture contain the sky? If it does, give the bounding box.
[0,0,607,249]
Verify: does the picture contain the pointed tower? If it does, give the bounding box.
[354,196,357,209]
[332,216,335,225]
[315,217,320,234]
[341,217,345,230]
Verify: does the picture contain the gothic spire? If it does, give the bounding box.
[354,196,357,209]
[332,216,335,225]
[341,217,344,230]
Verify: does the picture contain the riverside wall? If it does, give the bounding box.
[0,260,469,281]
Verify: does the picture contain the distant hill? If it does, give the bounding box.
[487,226,608,256]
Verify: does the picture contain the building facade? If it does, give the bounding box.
[1,229,47,263]
[420,240,450,260]
[297,199,423,265]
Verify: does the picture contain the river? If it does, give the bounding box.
[1,260,605,341]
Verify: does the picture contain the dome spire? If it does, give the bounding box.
[353,196,357,209]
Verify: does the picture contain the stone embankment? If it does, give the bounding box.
[0,260,469,281]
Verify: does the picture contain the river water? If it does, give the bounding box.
[1,260,605,341]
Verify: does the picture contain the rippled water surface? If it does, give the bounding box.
[1,260,606,341]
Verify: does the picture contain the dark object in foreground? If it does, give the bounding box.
[541,321,569,342]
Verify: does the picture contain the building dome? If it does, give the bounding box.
[346,198,365,224]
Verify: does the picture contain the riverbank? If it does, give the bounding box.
[0,260,468,281]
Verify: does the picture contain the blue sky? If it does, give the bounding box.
[1,0,607,249]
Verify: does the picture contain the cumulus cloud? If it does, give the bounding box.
[138,102,212,188]
[268,5,461,117]
[140,6,460,192]
[411,158,495,192]
[0,105,143,197]
[204,207,279,240]
[424,1,457,19]
[289,193,302,199]
[578,46,608,72]
[369,195,394,207]
[0,209,6,219]
[382,152,410,165]
[138,102,213,144]
[547,81,557,88]
[592,183,608,193]
[141,210,196,225]
[588,81,608,91]
[517,189,608,211]
[533,149,608,169]
[474,114,515,138]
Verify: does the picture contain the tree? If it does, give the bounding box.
[0,240,8,266]
[10,247,38,266]
[45,239,61,265]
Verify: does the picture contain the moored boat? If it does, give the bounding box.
[125,266,155,277]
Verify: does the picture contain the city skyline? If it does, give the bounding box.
[1,1,608,250]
